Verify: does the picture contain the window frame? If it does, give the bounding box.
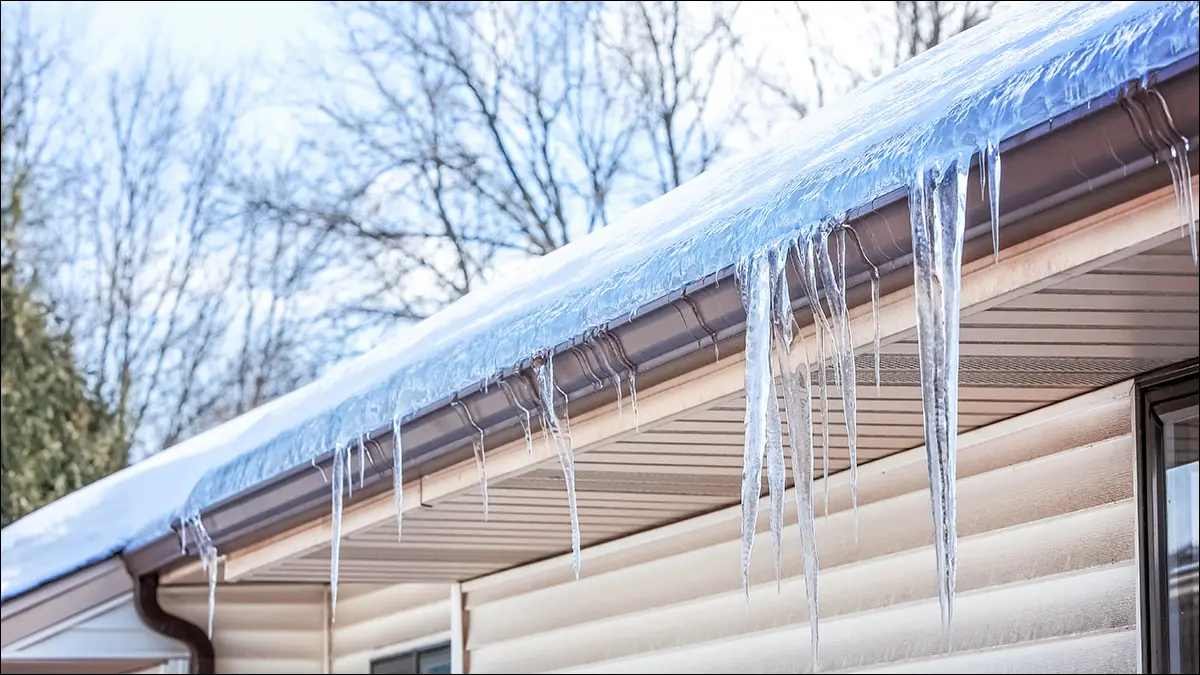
[369,641,452,675]
[1136,358,1199,674]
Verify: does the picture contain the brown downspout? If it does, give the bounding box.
[130,572,215,674]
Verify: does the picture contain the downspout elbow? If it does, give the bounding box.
[130,571,215,674]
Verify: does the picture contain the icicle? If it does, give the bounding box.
[310,457,329,484]
[454,401,489,517]
[358,436,366,489]
[795,240,833,519]
[1175,140,1197,264]
[392,414,403,541]
[537,356,582,578]
[735,252,772,599]
[183,514,219,638]
[499,380,536,455]
[871,273,882,395]
[776,333,820,671]
[765,370,786,591]
[819,228,860,541]
[614,374,624,419]
[909,157,969,642]
[628,370,640,431]
[817,333,830,519]
[983,140,1002,263]
[341,443,352,498]
[330,443,346,621]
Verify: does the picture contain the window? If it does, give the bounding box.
[370,643,452,675]
[1138,360,1199,674]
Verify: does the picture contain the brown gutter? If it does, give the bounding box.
[130,573,214,675]
[124,54,1200,579]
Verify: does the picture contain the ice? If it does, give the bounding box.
[774,272,821,671]
[870,274,882,395]
[795,240,833,518]
[6,1,1196,616]
[330,443,346,621]
[764,249,789,590]
[182,514,218,638]
[501,380,536,455]
[454,401,489,517]
[982,140,1002,262]
[735,252,772,598]
[628,371,640,432]
[358,436,366,489]
[765,372,786,590]
[819,229,860,540]
[536,358,582,578]
[909,156,969,640]
[392,414,403,540]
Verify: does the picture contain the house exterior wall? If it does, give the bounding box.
[160,584,325,674]
[0,594,186,665]
[461,382,1140,673]
[330,583,453,673]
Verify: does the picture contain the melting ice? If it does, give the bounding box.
[536,357,583,578]
[181,513,219,638]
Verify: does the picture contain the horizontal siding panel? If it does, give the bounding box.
[466,386,1138,673]
[331,583,452,673]
[856,629,1138,674]
[552,564,1136,674]
[161,585,324,674]
[468,434,1131,651]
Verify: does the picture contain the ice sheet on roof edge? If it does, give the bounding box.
[1,1,1196,607]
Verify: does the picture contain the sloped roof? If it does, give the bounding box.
[3,0,1197,602]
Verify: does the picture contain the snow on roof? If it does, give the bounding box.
[3,0,1196,603]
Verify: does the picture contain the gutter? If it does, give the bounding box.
[130,572,215,675]
[125,53,1200,578]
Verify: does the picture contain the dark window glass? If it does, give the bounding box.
[371,643,452,675]
[1140,362,1200,674]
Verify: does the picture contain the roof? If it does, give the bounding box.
[3,0,1197,603]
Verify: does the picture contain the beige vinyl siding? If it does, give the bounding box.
[464,383,1139,673]
[331,583,453,673]
[160,584,325,673]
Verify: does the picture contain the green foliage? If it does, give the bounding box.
[1,257,128,527]
[1,33,128,526]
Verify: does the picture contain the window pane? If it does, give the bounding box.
[1163,404,1199,674]
[371,652,417,675]
[417,644,452,674]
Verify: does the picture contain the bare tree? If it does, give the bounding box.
[252,1,749,328]
[599,1,744,194]
[64,56,338,455]
[891,0,996,64]
[6,6,333,458]
[744,0,998,129]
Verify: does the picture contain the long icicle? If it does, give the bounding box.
[909,157,968,644]
[764,248,790,591]
[537,356,582,578]
[183,514,219,638]
[735,251,772,599]
[795,240,833,518]
[819,228,860,541]
[330,443,346,621]
[772,254,821,670]
[392,414,403,540]
[871,273,882,394]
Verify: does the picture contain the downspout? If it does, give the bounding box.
[130,571,215,675]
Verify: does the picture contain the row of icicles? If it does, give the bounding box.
[180,126,1196,671]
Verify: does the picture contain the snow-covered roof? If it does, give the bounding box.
[3,0,1196,603]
